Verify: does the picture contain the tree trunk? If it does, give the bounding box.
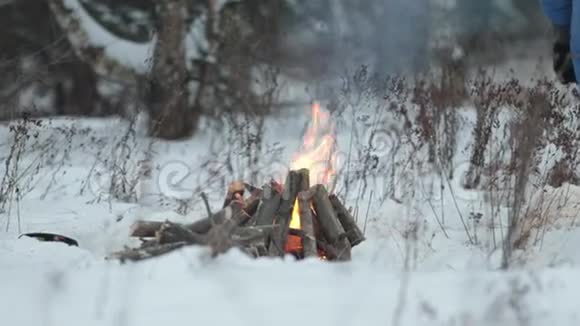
[298,190,317,258]
[147,0,197,140]
[55,61,100,116]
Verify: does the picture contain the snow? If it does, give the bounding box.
[2,55,580,325]
[2,240,580,326]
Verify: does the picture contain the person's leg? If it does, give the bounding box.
[570,0,580,81]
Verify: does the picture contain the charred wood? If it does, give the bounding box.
[269,169,308,257]
[206,201,251,257]
[242,188,262,218]
[298,189,317,258]
[311,185,350,261]
[131,201,250,237]
[311,185,346,244]
[231,225,279,245]
[249,182,281,226]
[155,221,208,245]
[316,238,338,260]
[130,220,164,238]
[328,194,365,247]
[297,168,310,193]
[334,237,352,262]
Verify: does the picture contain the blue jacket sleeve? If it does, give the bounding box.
[541,0,573,26]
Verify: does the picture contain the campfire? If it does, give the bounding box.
[114,103,365,262]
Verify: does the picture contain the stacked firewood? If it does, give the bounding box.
[111,169,365,262]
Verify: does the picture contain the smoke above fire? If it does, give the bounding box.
[275,1,541,80]
[278,0,432,79]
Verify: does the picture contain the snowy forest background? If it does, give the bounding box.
[0,0,548,136]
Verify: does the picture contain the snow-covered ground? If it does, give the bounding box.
[3,240,580,326]
[2,56,580,325]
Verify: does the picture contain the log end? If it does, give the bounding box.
[223,181,246,207]
[346,230,366,247]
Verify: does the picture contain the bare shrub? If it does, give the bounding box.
[412,55,467,175]
[330,67,414,206]
[463,71,506,189]
[80,119,144,205]
[0,116,38,231]
[325,62,580,266]
[108,121,141,203]
[502,86,551,268]
[547,159,580,188]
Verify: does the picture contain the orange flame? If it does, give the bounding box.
[290,102,337,187]
[284,198,303,253]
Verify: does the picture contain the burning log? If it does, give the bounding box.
[269,169,309,257]
[297,168,310,193]
[249,182,281,226]
[298,189,317,258]
[311,184,351,261]
[268,170,298,256]
[311,185,345,243]
[328,194,365,247]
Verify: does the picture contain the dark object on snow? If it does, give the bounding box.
[19,233,79,247]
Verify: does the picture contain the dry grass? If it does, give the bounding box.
[325,62,580,267]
